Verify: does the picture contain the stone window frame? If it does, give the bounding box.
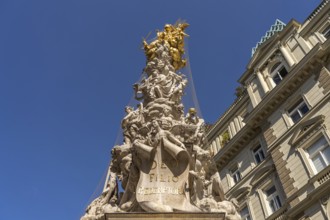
[264,185,282,214]
[256,176,284,218]
[264,53,290,89]
[287,98,310,124]
[250,139,267,166]
[239,204,253,220]
[306,136,330,174]
[230,165,242,185]
[226,162,242,188]
[319,19,330,42]
[269,62,289,86]
[282,94,312,128]
[296,128,330,177]
[324,195,330,219]
[322,25,330,39]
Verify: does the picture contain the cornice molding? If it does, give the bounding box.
[239,20,301,84]
[288,115,325,147]
[244,42,325,128]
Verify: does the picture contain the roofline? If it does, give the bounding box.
[238,19,301,84]
[206,91,249,140]
[305,0,329,22]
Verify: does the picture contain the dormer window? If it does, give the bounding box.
[270,62,288,85]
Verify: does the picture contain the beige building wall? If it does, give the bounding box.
[206,1,330,219]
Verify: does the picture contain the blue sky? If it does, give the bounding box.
[0,1,321,219]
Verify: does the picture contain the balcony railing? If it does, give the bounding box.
[266,206,288,220]
[309,164,330,186]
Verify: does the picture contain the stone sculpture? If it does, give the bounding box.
[81,23,241,220]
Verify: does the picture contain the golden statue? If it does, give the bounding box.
[143,22,189,71]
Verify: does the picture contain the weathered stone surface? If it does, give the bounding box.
[81,23,240,220]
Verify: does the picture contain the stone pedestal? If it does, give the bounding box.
[104,212,225,220]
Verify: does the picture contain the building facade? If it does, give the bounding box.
[205,1,330,219]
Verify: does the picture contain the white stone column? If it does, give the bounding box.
[279,45,295,66]
[212,141,217,154]
[228,127,233,139]
[219,135,223,147]
[256,71,269,94]
[238,115,245,127]
[247,84,258,107]
[234,117,240,132]
[230,121,236,136]
[216,137,221,150]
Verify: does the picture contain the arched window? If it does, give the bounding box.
[270,62,288,85]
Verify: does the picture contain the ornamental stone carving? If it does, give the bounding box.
[81,23,241,220]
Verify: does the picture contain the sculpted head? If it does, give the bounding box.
[151,120,161,131]
[125,106,133,113]
[163,107,171,116]
[188,108,197,116]
[151,119,158,127]
[164,24,172,32]
[151,69,159,77]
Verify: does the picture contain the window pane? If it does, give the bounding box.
[240,206,248,215]
[231,167,241,184]
[260,150,265,160]
[325,30,330,39]
[275,195,282,208]
[323,27,330,39]
[279,67,288,78]
[299,104,309,115]
[233,171,241,183]
[269,199,276,213]
[322,146,330,164]
[266,186,276,196]
[312,155,326,173]
[288,99,309,124]
[255,154,261,164]
[233,175,238,183]
[253,146,260,153]
[290,112,301,123]
[230,166,238,173]
[254,145,265,163]
[240,206,251,220]
[265,185,282,215]
[270,62,281,72]
[236,172,241,181]
[308,137,327,156]
[273,74,282,85]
